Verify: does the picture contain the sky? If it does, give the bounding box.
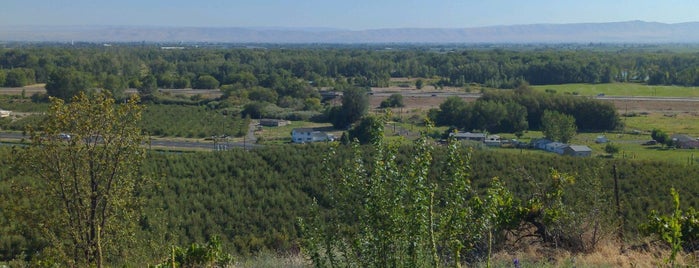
[2,0,699,30]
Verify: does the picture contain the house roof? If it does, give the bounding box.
[671,134,695,142]
[567,145,592,152]
[546,142,567,148]
[450,132,486,138]
[292,128,315,133]
[532,138,552,145]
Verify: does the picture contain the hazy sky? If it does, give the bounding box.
[2,0,698,30]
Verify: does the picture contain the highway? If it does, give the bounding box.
[373,91,699,102]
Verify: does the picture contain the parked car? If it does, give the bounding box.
[58,133,71,140]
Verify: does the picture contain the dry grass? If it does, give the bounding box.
[488,241,698,268]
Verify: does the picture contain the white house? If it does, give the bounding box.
[0,109,10,118]
[291,128,334,143]
[449,132,486,142]
[484,135,501,147]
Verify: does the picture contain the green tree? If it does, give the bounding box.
[541,110,577,143]
[415,79,424,89]
[4,68,34,87]
[138,74,158,101]
[102,74,126,100]
[348,115,385,144]
[651,128,669,147]
[379,93,405,108]
[303,97,322,111]
[173,76,191,89]
[45,68,92,101]
[604,143,620,157]
[0,70,6,86]
[242,101,267,119]
[193,75,220,89]
[329,86,368,129]
[17,92,147,267]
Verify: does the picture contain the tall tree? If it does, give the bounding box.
[541,110,577,143]
[137,74,158,101]
[18,92,147,267]
[45,68,91,101]
[329,86,369,128]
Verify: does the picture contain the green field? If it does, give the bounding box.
[532,83,699,97]
[623,113,699,136]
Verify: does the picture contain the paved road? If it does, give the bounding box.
[374,91,699,102]
[0,132,259,150]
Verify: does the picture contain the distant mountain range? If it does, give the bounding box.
[2,21,699,43]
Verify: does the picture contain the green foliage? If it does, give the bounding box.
[348,115,385,144]
[415,79,424,89]
[2,139,699,264]
[241,101,267,119]
[45,68,92,101]
[328,86,368,129]
[155,236,233,268]
[0,69,6,86]
[193,75,220,89]
[641,189,699,265]
[431,96,530,134]
[304,129,439,267]
[12,92,147,266]
[604,143,620,156]
[141,104,248,138]
[138,74,158,100]
[480,89,621,131]
[541,110,577,143]
[651,128,670,147]
[380,93,405,108]
[4,68,35,87]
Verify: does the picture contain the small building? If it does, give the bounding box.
[449,132,486,142]
[291,128,334,143]
[671,134,699,149]
[259,119,290,127]
[531,138,553,150]
[545,142,567,154]
[563,145,593,157]
[0,109,9,118]
[484,135,501,147]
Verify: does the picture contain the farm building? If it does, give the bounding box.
[671,134,699,149]
[291,128,334,143]
[563,145,593,157]
[545,142,567,154]
[531,138,553,150]
[449,132,486,142]
[259,119,290,127]
[0,109,9,118]
[484,135,501,147]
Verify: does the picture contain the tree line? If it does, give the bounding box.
[430,85,621,134]
[4,45,699,100]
